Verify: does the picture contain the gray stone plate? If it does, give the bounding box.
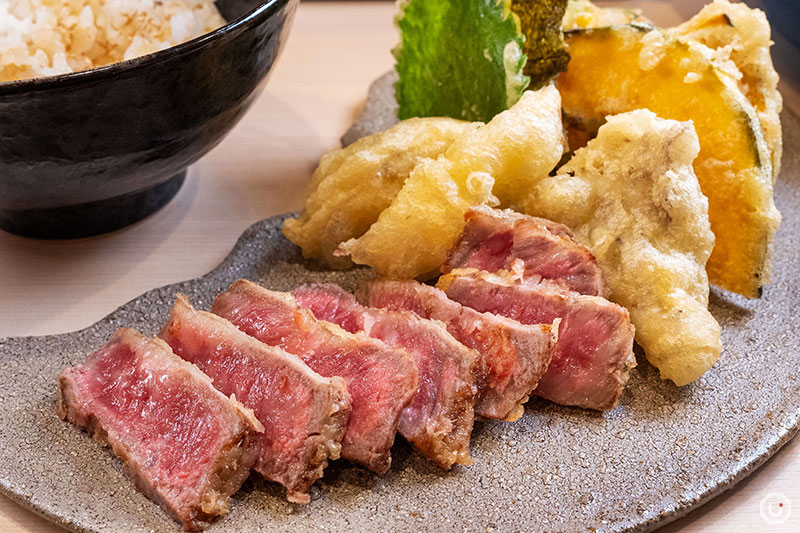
[1,105,799,533]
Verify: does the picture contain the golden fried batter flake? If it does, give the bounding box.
[562,0,648,31]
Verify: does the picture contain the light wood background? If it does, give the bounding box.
[1,1,797,531]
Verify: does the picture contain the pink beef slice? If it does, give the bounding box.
[292,283,478,469]
[357,279,558,421]
[442,205,607,297]
[159,296,351,504]
[212,279,418,475]
[439,269,635,411]
[57,328,263,532]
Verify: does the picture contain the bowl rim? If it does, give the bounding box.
[0,0,290,96]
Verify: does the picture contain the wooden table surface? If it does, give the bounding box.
[1,1,797,531]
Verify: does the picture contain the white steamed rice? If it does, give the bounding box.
[0,0,226,82]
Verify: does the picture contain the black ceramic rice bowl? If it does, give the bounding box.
[0,0,298,239]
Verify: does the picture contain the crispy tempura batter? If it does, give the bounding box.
[283,118,478,269]
[525,110,721,386]
[340,86,564,279]
[558,24,780,298]
[672,0,783,179]
[562,0,648,30]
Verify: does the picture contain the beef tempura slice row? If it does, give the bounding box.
[358,279,557,421]
[159,296,351,504]
[443,205,606,296]
[438,269,635,411]
[293,283,478,469]
[58,328,263,532]
[213,280,418,474]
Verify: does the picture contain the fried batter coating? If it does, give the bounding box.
[673,0,783,180]
[341,85,564,279]
[283,118,479,269]
[562,0,648,30]
[525,110,721,385]
[558,24,780,298]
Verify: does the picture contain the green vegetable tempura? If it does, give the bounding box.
[393,0,528,122]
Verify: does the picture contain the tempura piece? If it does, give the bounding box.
[340,85,564,279]
[283,118,478,269]
[558,24,781,298]
[339,153,494,279]
[525,110,721,386]
[672,0,783,179]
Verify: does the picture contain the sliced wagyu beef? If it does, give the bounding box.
[58,328,263,532]
[292,283,478,469]
[358,279,557,421]
[443,206,606,297]
[438,269,635,411]
[159,296,351,504]
[213,280,418,474]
